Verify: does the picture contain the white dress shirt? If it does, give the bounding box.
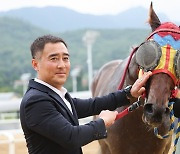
[34,78,73,114]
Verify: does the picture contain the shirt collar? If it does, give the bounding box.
[34,78,67,97]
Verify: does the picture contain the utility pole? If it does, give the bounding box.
[82,30,99,91]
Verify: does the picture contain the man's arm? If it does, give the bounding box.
[24,95,107,149]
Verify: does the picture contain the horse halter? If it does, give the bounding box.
[135,25,180,89]
[135,24,180,154]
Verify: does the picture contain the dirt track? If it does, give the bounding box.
[0,133,100,154]
[0,133,177,154]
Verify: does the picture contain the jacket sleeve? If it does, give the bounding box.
[73,90,130,118]
[24,95,107,149]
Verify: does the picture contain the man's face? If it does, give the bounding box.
[32,42,70,89]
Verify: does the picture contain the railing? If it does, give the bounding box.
[0,129,27,154]
[0,116,93,154]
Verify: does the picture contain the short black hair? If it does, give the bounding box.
[31,35,68,59]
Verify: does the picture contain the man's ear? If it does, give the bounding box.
[32,59,39,71]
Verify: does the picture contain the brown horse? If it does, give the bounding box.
[92,3,180,154]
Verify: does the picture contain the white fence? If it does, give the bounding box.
[0,129,26,154]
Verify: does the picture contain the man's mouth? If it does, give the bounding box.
[56,72,66,76]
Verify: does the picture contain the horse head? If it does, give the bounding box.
[92,2,180,153]
[135,3,180,130]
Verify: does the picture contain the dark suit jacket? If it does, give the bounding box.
[20,79,130,154]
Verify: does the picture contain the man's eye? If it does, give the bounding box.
[50,57,58,61]
[63,57,69,61]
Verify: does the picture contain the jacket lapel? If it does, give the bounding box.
[28,79,79,125]
[48,90,79,125]
[65,93,79,125]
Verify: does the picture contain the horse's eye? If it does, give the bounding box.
[135,40,162,71]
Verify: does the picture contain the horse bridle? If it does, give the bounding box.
[116,25,180,154]
[118,27,180,98]
[146,28,180,40]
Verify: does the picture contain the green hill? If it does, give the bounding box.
[0,16,150,94]
[0,16,49,92]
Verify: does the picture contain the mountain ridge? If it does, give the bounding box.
[0,6,171,32]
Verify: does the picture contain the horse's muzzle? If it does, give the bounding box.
[143,103,170,127]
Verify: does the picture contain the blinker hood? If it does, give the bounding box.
[135,34,180,86]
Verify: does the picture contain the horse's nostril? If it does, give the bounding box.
[144,104,170,116]
[144,104,153,114]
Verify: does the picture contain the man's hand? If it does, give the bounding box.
[131,71,152,98]
[99,110,118,127]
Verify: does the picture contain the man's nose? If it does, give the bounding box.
[57,59,65,68]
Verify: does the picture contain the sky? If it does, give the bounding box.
[0,0,179,22]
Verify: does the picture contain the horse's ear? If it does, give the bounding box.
[148,2,161,31]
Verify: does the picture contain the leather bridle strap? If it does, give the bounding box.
[117,46,139,90]
[146,28,180,40]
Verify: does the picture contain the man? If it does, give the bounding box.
[20,35,152,154]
